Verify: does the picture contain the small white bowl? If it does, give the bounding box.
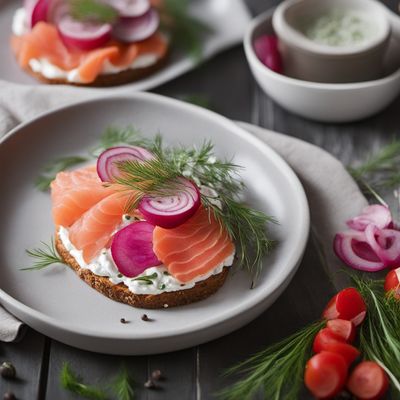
[272,0,390,83]
[244,8,400,123]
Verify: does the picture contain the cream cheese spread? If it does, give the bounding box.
[58,224,235,295]
[12,8,164,84]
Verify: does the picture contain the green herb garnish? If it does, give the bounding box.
[110,367,135,400]
[60,362,107,400]
[133,272,158,284]
[115,137,275,285]
[35,156,88,191]
[163,0,212,60]
[159,284,166,290]
[69,0,118,24]
[352,275,400,394]
[348,139,400,197]
[90,126,154,157]
[21,237,65,271]
[219,320,325,400]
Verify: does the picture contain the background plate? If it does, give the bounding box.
[0,0,251,92]
[0,93,309,354]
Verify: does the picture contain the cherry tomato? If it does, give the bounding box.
[313,328,344,353]
[384,269,400,299]
[319,342,360,365]
[347,361,389,400]
[304,351,348,399]
[327,319,356,343]
[323,288,367,326]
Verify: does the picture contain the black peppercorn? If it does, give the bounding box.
[141,314,150,321]
[120,318,128,324]
[3,392,16,400]
[144,379,156,389]
[151,369,163,381]
[0,362,16,379]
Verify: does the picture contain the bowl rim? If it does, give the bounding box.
[244,8,400,91]
[272,0,390,56]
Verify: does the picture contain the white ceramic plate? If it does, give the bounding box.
[0,0,250,92]
[0,93,309,355]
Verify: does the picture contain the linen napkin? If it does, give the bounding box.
[0,81,367,342]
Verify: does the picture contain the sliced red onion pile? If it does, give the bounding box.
[253,35,283,74]
[23,0,160,50]
[111,221,161,277]
[139,177,201,229]
[334,205,400,272]
[96,145,155,183]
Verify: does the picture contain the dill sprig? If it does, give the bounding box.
[351,275,400,396]
[348,140,400,195]
[21,238,65,271]
[90,126,154,157]
[219,320,325,400]
[69,0,118,23]
[35,156,88,191]
[115,139,275,284]
[110,367,135,400]
[162,0,212,60]
[60,362,108,400]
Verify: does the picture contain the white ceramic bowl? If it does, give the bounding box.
[244,8,400,123]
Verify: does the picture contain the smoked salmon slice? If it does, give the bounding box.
[153,207,235,283]
[51,165,112,227]
[68,192,131,262]
[11,22,168,84]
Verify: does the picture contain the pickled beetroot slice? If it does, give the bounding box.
[111,221,161,278]
[24,0,49,28]
[105,0,150,17]
[253,35,283,73]
[112,8,159,42]
[97,146,154,182]
[139,178,201,229]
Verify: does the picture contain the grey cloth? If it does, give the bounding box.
[0,82,367,341]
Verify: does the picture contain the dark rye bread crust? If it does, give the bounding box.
[25,52,168,87]
[55,233,229,309]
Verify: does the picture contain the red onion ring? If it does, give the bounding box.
[105,0,150,17]
[334,230,385,272]
[139,178,201,229]
[57,14,112,51]
[112,8,159,43]
[364,225,400,268]
[347,205,393,231]
[24,0,49,28]
[96,146,155,182]
[111,221,161,278]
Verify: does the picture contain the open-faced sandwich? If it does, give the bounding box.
[11,0,202,86]
[25,128,275,309]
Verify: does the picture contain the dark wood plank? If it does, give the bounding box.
[0,329,47,400]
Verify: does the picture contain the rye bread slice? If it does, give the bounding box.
[55,232,229,309]
[25,52,168,87]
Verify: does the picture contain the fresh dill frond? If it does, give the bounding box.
[204,195,276,285]
[110,367,135,400]
[90,126,154,157]
[219,320,325,400]
[69,0,118,23]
[163,0,212,60]
[351,275,400,396]
[348,139,400,195]
[115,139,275,284]
[60,363,107,400]
[21,238,65,271]
[35,156,88,191]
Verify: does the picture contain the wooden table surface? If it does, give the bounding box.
[1,1,400,399]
